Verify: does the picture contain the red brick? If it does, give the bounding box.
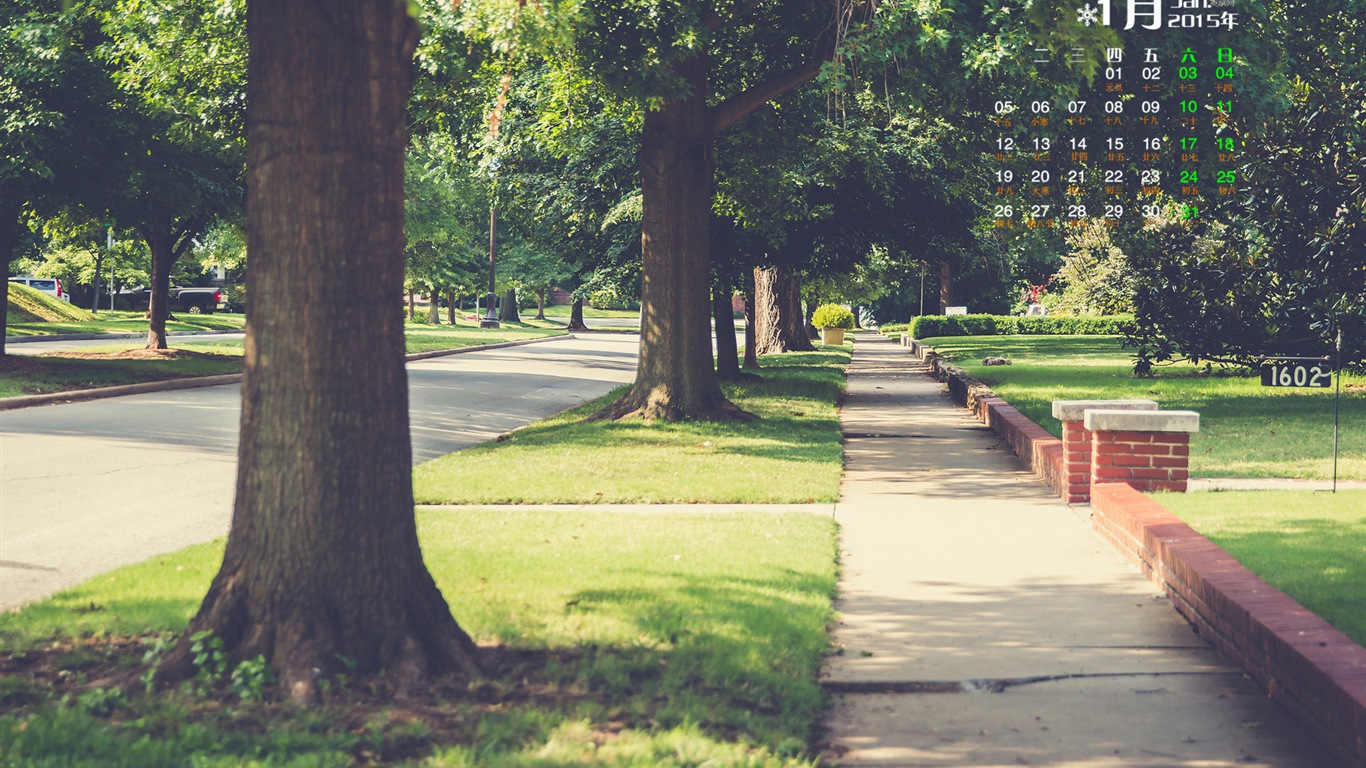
[1094,466,1132,480]
[1114,454,1153,467]
[1111,431,1156,442]
[1169,469,1189,481]
[1133,444,1173,456]
[1092,454,1114,467]
[1153,456,1189,468]
[1132,467,1172,480]
[1171,444,1191,457]
[1152,433,1191,444]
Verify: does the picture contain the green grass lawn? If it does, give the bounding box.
[0,509,837,767]
[924,334,1366,480]
[539,305,640,320]
[7,310,248,337]
[1155,491,1366,647]
[414,350,848,504]
[400,319,566,353]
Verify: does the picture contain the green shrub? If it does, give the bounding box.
[908,314,1132,338]
[879,323,909,337]
[811,304,855,329]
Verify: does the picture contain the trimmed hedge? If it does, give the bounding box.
[908,314,1132,338]
[878,323,910,337]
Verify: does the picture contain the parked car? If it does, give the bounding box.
[9,276,70,303]
[117,286,225,314]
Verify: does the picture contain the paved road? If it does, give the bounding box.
[0,333,639,610]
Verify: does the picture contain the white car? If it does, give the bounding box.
[9,276,71,303]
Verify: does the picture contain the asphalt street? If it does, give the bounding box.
[0,333,639,610]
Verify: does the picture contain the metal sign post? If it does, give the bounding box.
[1259,344,1344,493]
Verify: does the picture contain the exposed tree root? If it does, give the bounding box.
[593,385,757,423]
[154,570,482,705]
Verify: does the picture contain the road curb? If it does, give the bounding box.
[0,333,580,411]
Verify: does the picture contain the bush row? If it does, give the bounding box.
[908,314,1132,338]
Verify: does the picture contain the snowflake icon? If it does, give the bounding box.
[1077,4,1100,26]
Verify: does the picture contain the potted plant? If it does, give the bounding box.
[812,303,855,345]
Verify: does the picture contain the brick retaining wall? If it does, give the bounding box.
[907,337,1366,766]
[1091,483,1366,768]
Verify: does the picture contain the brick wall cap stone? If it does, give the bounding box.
[1084,409,1201,433]
[1052,399,1159,421]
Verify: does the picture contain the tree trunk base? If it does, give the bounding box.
[154,573,482,705]
[592,386,756,423]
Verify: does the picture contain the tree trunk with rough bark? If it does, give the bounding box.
[427,286,440,324]
[567,298,588,331]
[0,200,20,357]
[753,267,815,355]
[713,287,742,381]
[447,291,456,324]
[156,0,478,704]
[939,261,953,313]
[598,55,751,422]
[140,219,196,350]
[804,289,819,339]
[742,280,759,369]
[534,289,546,320]
[499,287,520,322]
[407,288,416,321]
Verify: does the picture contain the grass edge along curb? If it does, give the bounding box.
[0,334,576,411]
[414,348,850,505]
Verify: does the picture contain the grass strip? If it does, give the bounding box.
[0,509,837,767]
[1154,490,1366,647]
[0,325,569,398]
[414,349,849,504]
[924,334,1366,480]
[7,310,247,336]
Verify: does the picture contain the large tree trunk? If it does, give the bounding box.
[753,267,816,355]
[713,286,741,381]
[598,55,750,422]
[804,288,820,339]
[157,0,478,703]
[447,290,456,324]
[939,261,953,313]
[535,289,546,320]
[499,287,520,322]
[407,287,416,321]
[142,222,174,350]
[0,200,21,357]
[742,279,759,369]
[427,286,440,324]
[567,297,588,331]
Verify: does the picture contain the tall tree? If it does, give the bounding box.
[97,0,246,348]
[159,0,479,702]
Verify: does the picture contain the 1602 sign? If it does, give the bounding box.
[1260,361,1334,388]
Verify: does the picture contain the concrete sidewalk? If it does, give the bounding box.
[821,333,1334,767]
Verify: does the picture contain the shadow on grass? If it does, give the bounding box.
[1185,515,1366,645]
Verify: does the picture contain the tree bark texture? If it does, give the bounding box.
[140,219,196,350]
[712,287,741,381]
[407,287,416,320]
[939,261,953,313]
[447,290,456,324]
[742,281,759,369]
[499,287,520,322]
[534,290,546,320]
[600,55,751,422]
[0,200,20,356]
[567,298,587,331]
[159,0,478,703]
[753,267,816,355]
[427,287,440,324]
